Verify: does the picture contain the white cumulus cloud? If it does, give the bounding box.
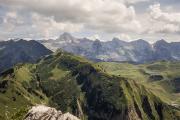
[0,0,142,37]
[150,3,180,24]
[147,3,180,34]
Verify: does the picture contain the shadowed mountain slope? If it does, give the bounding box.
[0,39,52,72]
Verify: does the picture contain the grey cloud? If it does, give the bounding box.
[0,0,179,42]
[0,0,91,23]
[0,0,142,33]
[157,0,180,4]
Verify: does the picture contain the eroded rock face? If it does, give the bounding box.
[24,105,80,120]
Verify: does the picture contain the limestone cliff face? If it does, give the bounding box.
[24,105,80,120]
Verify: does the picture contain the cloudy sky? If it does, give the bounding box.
[0,0,180,42]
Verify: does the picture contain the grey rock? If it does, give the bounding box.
[24,105,80,120]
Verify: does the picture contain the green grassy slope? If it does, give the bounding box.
[96,61,180,104]
[0,64,48,119]
[0,51,179,120]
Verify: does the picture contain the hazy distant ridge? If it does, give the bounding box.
[39,33,180,63]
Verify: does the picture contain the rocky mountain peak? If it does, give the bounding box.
[130,39,151,49]
[154,39,168,46]
[92,39,102,49]
[57,32,78,43]
[24,105,80,120]
[112,37,120,41]
[112,37,127,43]
[131,39,149,45]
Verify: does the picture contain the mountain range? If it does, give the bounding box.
[0,39,52,72]
[0,35,180,120]
[39,33,180,63]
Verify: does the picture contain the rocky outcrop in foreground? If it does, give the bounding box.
[24,105,80,120]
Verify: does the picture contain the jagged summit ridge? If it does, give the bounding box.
[57,32,79,44]
[24,105,80,120]
[39,33,180,63]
